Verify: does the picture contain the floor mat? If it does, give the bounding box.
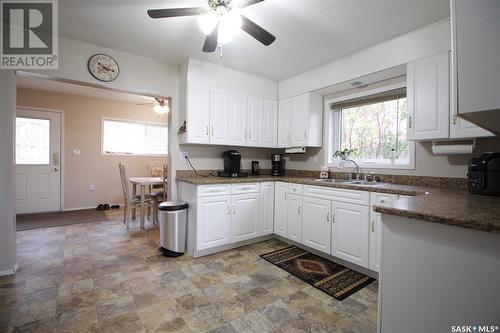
[16,209,109,231]
[260,245,375,301]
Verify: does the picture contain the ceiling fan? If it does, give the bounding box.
[137,97,169,115]
[147,0,276,53]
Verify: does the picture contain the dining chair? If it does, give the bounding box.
[119,163,156,228]
[149,164,168,222]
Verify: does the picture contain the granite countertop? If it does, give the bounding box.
[176,175,500,234]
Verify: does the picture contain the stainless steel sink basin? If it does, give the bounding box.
[314,179,385,186]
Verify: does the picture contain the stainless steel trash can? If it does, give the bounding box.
[158,201,189,257]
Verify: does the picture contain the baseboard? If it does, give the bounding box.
[63,206,96,212]
[0,263,18,277]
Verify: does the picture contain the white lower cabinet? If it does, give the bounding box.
[369,210,382,272]
[231,193,259,242]
[274,182,288,237]
[287,193,303,243]
[259,182,274,235]
[331,201,370,268]
[302,196,331,254]
[197,195,232,251]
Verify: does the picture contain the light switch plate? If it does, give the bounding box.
[73,149,81,156]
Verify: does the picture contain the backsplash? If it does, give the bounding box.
[176,169,467,190]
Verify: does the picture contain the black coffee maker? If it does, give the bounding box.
[271,154,285,176]
[218,150,248,178]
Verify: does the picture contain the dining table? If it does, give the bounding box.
[128,177,163,229]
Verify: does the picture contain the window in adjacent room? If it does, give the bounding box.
[327,87,415,169]
[102,118,168,156]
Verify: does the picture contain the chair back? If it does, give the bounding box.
[162,164,168,200]
[118,163,129,198]
[147,161,164,178]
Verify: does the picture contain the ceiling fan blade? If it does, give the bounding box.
[238,0,264,8]
[202,24,219,52]
[240,15,276,46]
[147,7,205,19]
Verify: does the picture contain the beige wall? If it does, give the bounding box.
[17,88,168,210]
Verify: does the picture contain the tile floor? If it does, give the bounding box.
[0,210,378,333]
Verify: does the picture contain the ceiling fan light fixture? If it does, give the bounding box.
[217,12,241,45]
[153,104,169,115]
[198,12,218,35]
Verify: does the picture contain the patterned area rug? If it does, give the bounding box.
[260,246,375,301]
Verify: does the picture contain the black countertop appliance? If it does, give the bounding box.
[218,150,248,178]
[251,161,260,176]
[468,152,500,196]
[271,154,285,176]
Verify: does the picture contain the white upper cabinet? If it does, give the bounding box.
[407,53,450,141]
[186,83,210,144]
[302,196,331,254]
[331,201,369,268]
[227,92,248,146]
[278,99,292,148]
[452,0,500,133]
[246,96,263,147]
[209,88,230,144]
[278,92,323,148]
[261,100,278,148]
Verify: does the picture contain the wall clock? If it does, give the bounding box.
[87,54,120,82]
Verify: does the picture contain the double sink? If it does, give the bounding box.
[314,178,385,187]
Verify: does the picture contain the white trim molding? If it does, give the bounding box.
[0,263,18,277]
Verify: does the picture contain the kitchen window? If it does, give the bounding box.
[102,118,168,156]
[327,87,415,169]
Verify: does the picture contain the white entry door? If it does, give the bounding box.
[16,109,61,213]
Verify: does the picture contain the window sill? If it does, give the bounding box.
[327,162,415,170]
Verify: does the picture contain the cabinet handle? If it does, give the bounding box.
[232,206,236,215]
[371,220,375,232]
[284,192,286,200]
[226,206,230,215]
[452,115,458,125]
[298,206,301,215]
[211,126,214,136]
[304,129,307,139]
[380,199,385,204]
[332,213,335,223]
[248,130,251,139]
[326,212,330,223]
[408,116,412,129]
[244,129,247,139]
[206,126,209,135]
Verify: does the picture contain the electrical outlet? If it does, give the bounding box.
[180,151,189,160]
[89,184,95,192]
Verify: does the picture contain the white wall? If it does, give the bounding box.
[278,19,451,100]
[0,71,17,275]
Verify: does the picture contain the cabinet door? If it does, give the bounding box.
[302,196,331,254]
[369,210,382,272]
[246,96,263,146]
[209,88,230,144]
[290,94,309,146]
[407,53,450,140]
[231,193,259,243]
[287,193,303,243]
[187,83,210,144]
[261,99,278,148]
[259,182,274,235]
[228,92,247,146]
[197,196,231,250]
[278,99,291,148]
[331,201,369,267]
[274,182,288,237]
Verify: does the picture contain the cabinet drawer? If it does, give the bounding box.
[232,183,260,194]
[197,184,232,197]
[303,185,369,205]
[288,183,303,195]
[370,192,398,207]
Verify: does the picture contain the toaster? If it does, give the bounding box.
[468,152,500,196]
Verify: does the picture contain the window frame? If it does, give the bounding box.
[101,117,168,157]
[325,82,415,170]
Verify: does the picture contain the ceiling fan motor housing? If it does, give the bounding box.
[208,0,234,12]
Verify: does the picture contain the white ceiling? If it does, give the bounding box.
[59,0,450,81]
[17,75,156,104]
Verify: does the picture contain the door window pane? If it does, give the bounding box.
[16,117,51,165]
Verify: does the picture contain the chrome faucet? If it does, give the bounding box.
[345,159,360,180]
